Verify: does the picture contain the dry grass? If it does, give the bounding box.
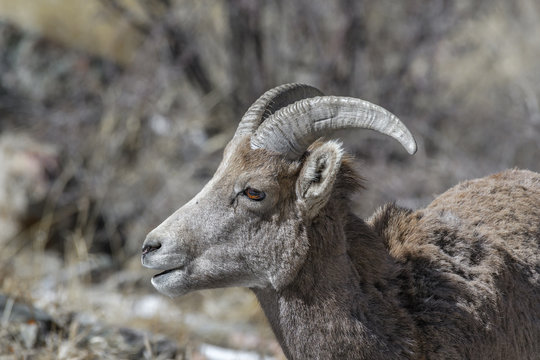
[0,0,539,358]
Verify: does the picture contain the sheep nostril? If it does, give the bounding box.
[142,242,161,255]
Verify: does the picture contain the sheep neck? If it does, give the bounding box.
[253,210,416,360]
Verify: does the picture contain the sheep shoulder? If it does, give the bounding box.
[368,169,540,359]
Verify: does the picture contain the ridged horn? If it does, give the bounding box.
[250,96,417,159]
[234,83,324,137]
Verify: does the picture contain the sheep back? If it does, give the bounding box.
[370,169,539,359]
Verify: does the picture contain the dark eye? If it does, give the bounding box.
[243,187,266,201]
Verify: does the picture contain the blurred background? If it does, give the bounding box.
[0,0,539,358]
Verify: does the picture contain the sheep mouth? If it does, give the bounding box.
[153,266,185,278]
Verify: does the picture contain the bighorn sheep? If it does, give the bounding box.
[142,84,540,359]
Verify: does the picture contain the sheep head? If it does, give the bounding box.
[141,84,416,297]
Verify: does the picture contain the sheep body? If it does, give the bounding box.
[369,169,540,359]
[142,84,540,359]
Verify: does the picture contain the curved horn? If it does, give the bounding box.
[251,96,417,159]
[234,83,324,137]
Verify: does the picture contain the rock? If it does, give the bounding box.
[0,293,54,328]
[0,293,57,353]
[199,343,276,360]
[19,322,38,349]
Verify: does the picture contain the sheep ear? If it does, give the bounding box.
[296,141,343,217]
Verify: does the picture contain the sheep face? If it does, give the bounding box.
[142,137,344,296]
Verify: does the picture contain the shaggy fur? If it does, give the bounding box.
[143,135,539,359]
[255,165,539,359]
[368,169,540,359]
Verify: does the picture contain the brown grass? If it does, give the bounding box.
[0,0,539,358]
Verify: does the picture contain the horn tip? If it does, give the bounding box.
[405,140,418,155]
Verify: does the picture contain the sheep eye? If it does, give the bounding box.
[243,187,266,201]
